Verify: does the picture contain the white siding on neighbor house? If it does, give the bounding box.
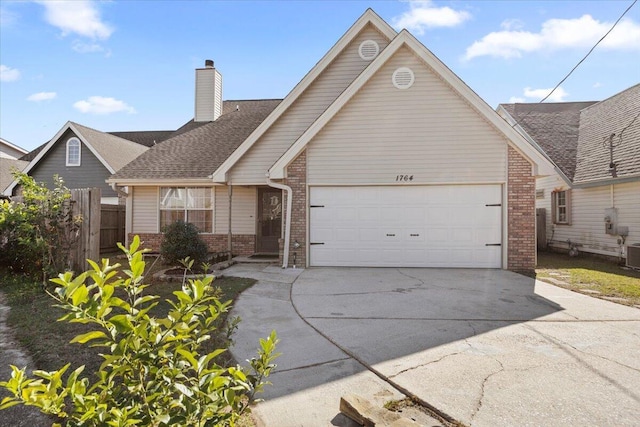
[132,186,158,233]
[307,47,507,184]
[230,25,391,184]
[537,176,640,257]
[214,186,256,234]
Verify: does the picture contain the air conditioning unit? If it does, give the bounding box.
[627,244,640,269]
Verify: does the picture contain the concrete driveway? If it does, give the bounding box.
[228,264,640,427]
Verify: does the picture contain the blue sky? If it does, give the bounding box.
[1,0,639,151]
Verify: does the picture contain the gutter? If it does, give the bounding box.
[266,176,292,269]
[110,182,128,197]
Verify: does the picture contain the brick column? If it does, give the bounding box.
[283,150,307,268]
[507,146,536,273]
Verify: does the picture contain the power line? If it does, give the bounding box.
[539,0,637,104]
[511,0,638,128]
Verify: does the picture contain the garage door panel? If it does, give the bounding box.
[310,185,502,268]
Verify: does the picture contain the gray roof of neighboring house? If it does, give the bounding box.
[70,122,149,172]
[110,99,282,180]
[573,84,640,183]
[0,158,28,193]
[500,101,597,181]
[501,85,640,184]
[108,130,175,147]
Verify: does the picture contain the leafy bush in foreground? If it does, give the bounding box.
[0,236,279,426]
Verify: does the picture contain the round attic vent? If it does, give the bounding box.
[358,40,379,60]
[392,67,415,89]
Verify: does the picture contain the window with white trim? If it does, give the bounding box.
[66,137,81,166]
[551,190,571,225]
[160,187,213,233]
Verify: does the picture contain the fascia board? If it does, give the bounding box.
[0,138,28,155]
[4,121,73,194]
[572,173,640,189]
[106,178,222,186]
[210,9,396,183]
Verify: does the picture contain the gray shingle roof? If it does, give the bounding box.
[501,84,640,184]
[70,122,149,172]
[500,101,596,181]
[110,99,282,180]
[574,84,640,183]
[108,130,174,147]
[1,158,28,193]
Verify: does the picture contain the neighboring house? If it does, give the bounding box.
[498,83,640,260]
[4,122,149,205]
[108,9,555,272]
[1,138,29,193]
[0,137,29,159]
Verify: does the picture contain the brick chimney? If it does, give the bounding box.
[194,59,222,122]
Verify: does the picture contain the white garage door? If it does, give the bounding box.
[309,185,502,268]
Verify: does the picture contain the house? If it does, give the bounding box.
[4,122,150,204]
[498,84,640,260]
[1,138,30,193]
[108,9,556,272]
[0,137,28,159]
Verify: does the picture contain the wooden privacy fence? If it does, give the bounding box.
[69,188,101,271]
[100,204,125,253]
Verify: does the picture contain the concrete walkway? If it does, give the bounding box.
[0,292,51,426]
[228,265,640,427]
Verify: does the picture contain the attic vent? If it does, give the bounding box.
[359,40,379,60]
[392,67,414,89]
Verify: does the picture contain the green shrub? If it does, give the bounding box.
[161,220,209,266]
[0,173,81,281]
[0,236,279,426]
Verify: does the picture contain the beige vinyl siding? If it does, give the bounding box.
[537,176,640,257]
[132,186,158,233]
[214,186,256,234]
[307,47,507,184]
[230,24,391,184]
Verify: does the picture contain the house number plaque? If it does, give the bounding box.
[395,174,414,182]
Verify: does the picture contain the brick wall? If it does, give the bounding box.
[130,233,255,256]
[281,150,307,267]
[507,146,536,272]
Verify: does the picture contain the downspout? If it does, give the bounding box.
[266,176,292,269]
[228,184,233,261]
[110,182,128,198]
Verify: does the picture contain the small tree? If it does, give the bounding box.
[0,173,82,281]
[161,220,209,266]
[0,236,279,426]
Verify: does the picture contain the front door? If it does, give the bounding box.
[257,188,282,253]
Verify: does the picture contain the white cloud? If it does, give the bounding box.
[73,96,136,114]
[0,65,20,82]
[72,40,105,53]
[38,0,113,40]
[392,0,471,34]
[27,92,57,102]
[508,96,526,103]
[593,82,602,88]
[465,15,640,60]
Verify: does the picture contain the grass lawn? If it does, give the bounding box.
[536,251,640,306]
[0,257,256,377]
